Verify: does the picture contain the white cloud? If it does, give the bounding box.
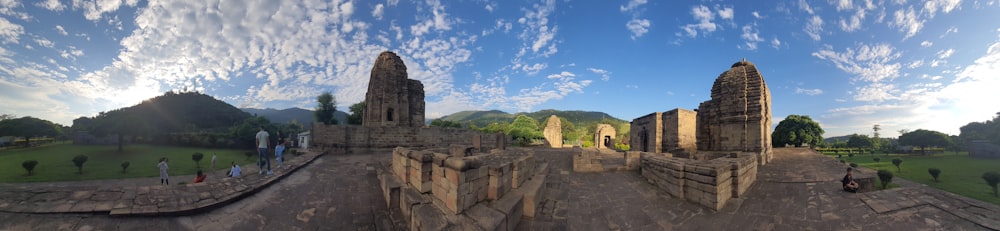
[920,40,933,47]
[795,87,824,95]
[54,25,68,36]
[907,59,924,68]
[923,0,962,17]
[410,0,452,36]
[0,17,24,44]
[834,0,854,11]
[620,0,647,12]
[752,11,762,18]
[937,48,955,59]
[36,0,66,11]
[33,37,55,48]
[771,37,782,48]
[805,15,824,41]
[800,0,815,14]
[839,8,867,32]
[587,67,611,81]
[717,7,734,20]
[680,5,718,37]
[890,6,924,39]
[517,0,559,57]
[626,18,650,39]
[739,23,764,50]
[73,0,136,21]
[372,4,384,20]
[387,0,399,7]
[812,43,902,84]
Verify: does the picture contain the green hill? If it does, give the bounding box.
[72,91,252,134]
[437,109,630,145]
[240,107,347,125]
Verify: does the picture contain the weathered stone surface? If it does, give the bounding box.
[662,108,697,152]
[594,124,617,149]
[697,59,773,166]
[543,115,563,148]
[363,51,424,127]
[630,112,662,153]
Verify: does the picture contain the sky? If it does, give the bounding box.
[1,0,999,138]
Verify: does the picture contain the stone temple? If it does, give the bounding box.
[696,59,773,165]
[364,51,425,127]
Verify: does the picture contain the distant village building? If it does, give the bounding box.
[297,131,310,150]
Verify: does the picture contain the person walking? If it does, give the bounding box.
[275,139,286,168]
[158,157,170,185]
[255,126,272,176]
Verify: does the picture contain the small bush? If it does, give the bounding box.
[614,143,631,151]
[848,153,855,158]
[839,159,846,163]
[983,171,1000,197]
[877,170,894,189]
[21,160,38,176]
[849,163,858,168]
[121,161,131,173]
[192,152,204,168]
[72,155,88,174]
[582,140,594,148]
[837,154,842,159]
[873,157,880,163]
[928,168,941,182]
[892,158,903,173]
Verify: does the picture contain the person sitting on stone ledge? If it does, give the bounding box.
[228,161,242,177]
[842,167,860,193]
[193,170,207,183]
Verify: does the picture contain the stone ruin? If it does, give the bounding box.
[364,51,425,127]
[571,59,772,211]
[542,115,562,148]
[594,124,616,149]
[311,51,509,153]
[377,147,547,230]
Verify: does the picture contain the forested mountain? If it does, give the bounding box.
[436,109,630,146]
[240,107,347,125]
[72,91,251,134]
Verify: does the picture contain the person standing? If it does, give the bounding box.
[255,126,272,176]
[275,139,286,168]
[211,153,217,170]
[158,157,170,185]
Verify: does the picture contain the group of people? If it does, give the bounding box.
[156,126,288,185]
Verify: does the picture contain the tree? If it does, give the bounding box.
[121,161,131,173]
[928,168,941,182]
[72,155,88,174]
[983,171,1000,197]
[96,112,150,152]
[21,160,38,176]
[0,116,63,147]
[315,92,338,125]
[430,119,462,128]
[847,134,876,152]
[507,115,542,142]
[898,129,953,155]
[877,170,894,189]
[346,102,365,125]
[192,152,204,168]
[771,115,824,147]
[891,158,903,173]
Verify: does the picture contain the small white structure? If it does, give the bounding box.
[297,131,310,151]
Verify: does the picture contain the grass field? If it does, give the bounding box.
[828,151,1000,204]
[0,143,297,183]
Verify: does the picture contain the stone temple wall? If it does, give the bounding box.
[364,51,425,127]
[310,124,505,153]
[663,108,697,153]
[639,152,757,211]
[696,60,773,166]
[630,112,663,153]
[594,124,617,149]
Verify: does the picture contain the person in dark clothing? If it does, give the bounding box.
[842,167,860,193]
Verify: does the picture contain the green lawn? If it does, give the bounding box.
[831,151,1000,204]
[0,143,293,183]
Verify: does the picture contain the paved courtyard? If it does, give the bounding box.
[1,148,998,230]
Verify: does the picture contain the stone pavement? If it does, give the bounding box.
[2,147,999,230]
[0,151,323,216]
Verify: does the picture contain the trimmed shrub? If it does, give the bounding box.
[192,152,204,168]
[892,158,903,173]
[873,157,880,163]
[121,161,130,173]
[21,160,38,176]
[983,171,1000,197]
[877,170,894,189]
[928,168,941,182]
[72,155,88,174]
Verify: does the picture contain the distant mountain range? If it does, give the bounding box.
[437,109,627,128]
[240,107,347,125]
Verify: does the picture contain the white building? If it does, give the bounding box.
[297,131,310,151]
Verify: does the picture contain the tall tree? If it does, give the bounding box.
[771,115,824,147]
[315,92,338,125]
[507,115,542,141]
[0,116,63,147]
[94,111,149,152]
[898,129,953,155]
[346,102,365,125]
[847,134,876,150]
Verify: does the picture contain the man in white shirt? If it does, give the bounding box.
[255,126,272,176]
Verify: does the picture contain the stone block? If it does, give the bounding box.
[490,190,524,231]
[521,163,548,217]
[466,204,505,231]
[400,187,429,220]
[379,167,402,210]
[449,144,475,157]
[411,204,449,231]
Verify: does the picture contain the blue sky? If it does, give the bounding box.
[1,0,999,138]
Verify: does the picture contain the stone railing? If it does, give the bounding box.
[639,152,757,210]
